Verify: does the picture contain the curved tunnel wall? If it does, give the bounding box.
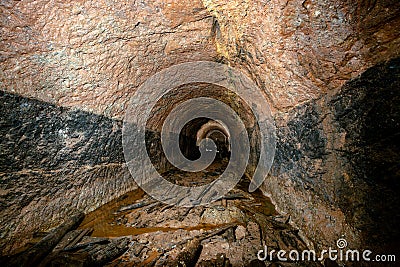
[0,0,399,256]
[1,59,399,255]
[264,58,400,251]
[144,82,261,178]
[0,92,135,254]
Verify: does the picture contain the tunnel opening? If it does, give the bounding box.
[179,117,231,161]
[144,82,261,187]
[196,120,231,160]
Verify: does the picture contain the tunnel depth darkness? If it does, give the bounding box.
[144,82,261,185]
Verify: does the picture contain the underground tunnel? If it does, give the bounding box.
[1,0,400,266]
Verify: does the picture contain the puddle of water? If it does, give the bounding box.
[78,188,146,237]
[236,180,277,216]
[78,188,232,237]
[79,161,277,238]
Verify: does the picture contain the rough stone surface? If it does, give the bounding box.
[3,0,398,115]
[203,0,400,110]
[0,0,217,119]
[264,58,400,251]
[0,92,136,255]
[76,183,317,266]
[0,0,399,259]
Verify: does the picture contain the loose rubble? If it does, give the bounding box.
[1,163,326,266]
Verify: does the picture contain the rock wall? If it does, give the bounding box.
[0,91,135,254]
[0,0,217,119]
[0,0,217,254]
[203,0,400,109]
[265,58,400,251]
[0,0,399,256]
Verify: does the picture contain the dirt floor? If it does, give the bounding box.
[2,161,328,267]
[74,162,324,266]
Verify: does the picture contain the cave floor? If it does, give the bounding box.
[5,162,325,267]
[73,162,323,266]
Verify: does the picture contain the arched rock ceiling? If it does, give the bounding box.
[1,0,399,117]
[203,0,400,110]
[0,0,217,118]
[145,82,256,132]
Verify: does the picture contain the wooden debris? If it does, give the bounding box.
[40,251,88,267]
[67,228,93,250]
[39,228,93,266]
[167,238,203,267]
[63,237,109,252]
[153,224,237,266]
[5,211,84,267]
[140,250,160,267]
[118,200,156,212]
[177,207,192,221]
[3,212,129,267]
[159,204,173,213]
[130,242,146,257]
[145,202,162,213]
[86,237,130,266]
[221,198,227,207]
[52,229,86,252]
[222,193,248,200]
[240,204,288,230]
[173,223,236,248]
[53,228,93,252]
[40,237,130,267]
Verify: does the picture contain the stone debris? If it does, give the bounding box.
[0,162,329,267]
[97,170,323,266]
[9,172,328,267]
